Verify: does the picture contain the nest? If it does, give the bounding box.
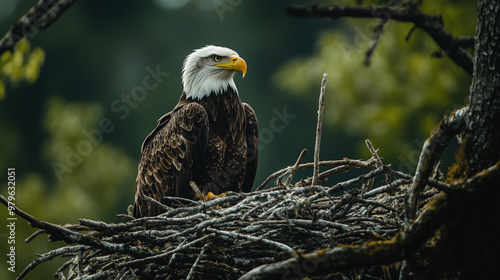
[64,159,417,280]
[67,161,412,279]
[10,141,437,280]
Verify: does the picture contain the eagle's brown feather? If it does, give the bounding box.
[134,89,258,217]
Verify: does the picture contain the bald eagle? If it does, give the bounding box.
[133,46,258,218]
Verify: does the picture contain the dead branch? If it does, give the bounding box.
[285,3,474,75]
[256,158,376,190]
[364,18,387,66]
[0,0,77,54]
[405,106,468,221]
[312,73,328,186]
[282,148,308,187]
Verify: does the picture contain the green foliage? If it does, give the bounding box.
[0,97,136,279]
[0,38,45,99]
[274,1,474,163]
[29,97,135,222]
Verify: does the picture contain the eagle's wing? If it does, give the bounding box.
[134,102,208,217]
[241,103,258,192]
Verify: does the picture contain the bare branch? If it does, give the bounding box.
[17,246,90,280]
[365,18,387,66]
[312,73,328,186]
[282,148,308,187]
[285,4,474,75]
[256,158,375,190]
[406,107,469,221]
[0,0,77,54]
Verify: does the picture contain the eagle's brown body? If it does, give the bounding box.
[134,88,258,218]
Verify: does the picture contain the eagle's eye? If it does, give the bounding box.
[211,55,223,62]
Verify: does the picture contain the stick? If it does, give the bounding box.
[256,158,374,191]
[312,73,328,186]
[16,245,90,280]
[0,0,78,54]
[186,243,209,280]
[405,107,468,222]
[283,148,308,187]
[364,139,386,192]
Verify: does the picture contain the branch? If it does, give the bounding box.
[285,4,474,75]
[282,148,308,187]
[405,106,469,221]
[256,158,376,190]
[312,73,328,186]
[365,18,387,66]
[0,0,77,54]
[363,139,386,192]
[0,195,155,259]
[17,245,90,280]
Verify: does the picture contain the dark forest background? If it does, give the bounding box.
[0,1,475,279]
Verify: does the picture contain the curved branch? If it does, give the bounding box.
[405,106,469,221]
[285,4,474,75]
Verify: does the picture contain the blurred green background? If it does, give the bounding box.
[0,0,474,279]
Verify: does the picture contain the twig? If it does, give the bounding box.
[312,73,328,187]
[142,195,172,212]
[125,234,215,267]
[365,18,387,66]
[363,139,387,192]
[363,178,410,198]
[25,229,46,243]
[16,245,90,280]
[283,148,308,187]
[405,24,418,41]
[186,243,209,280]
[365,140,383,169]
[206,228,295,254]
[301,165,352,186]
[257,158,375,190]
[307,166,386,203]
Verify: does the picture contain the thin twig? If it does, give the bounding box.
[186,243,209,280]
[16,245,90,280]
[363,139,387,192]
[206,228,295,254]
[257,158,375,190]
[365,18,387,66]
[283,148,308,187]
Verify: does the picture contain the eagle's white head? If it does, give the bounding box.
[182,45,247,100]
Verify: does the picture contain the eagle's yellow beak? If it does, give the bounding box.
[216,56,247,77]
